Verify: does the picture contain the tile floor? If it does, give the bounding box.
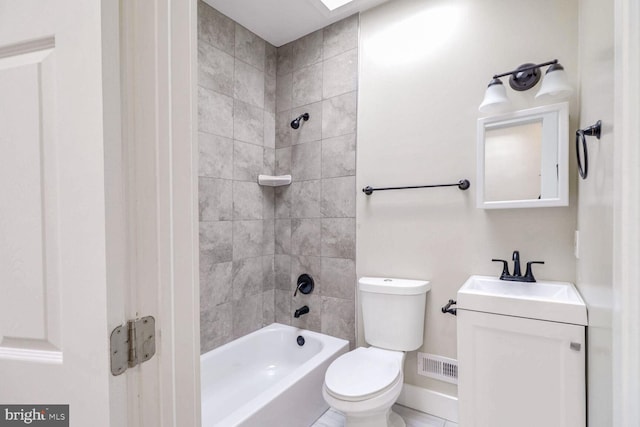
[312,404,458,427]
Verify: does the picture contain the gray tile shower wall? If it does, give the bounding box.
[274,15,358,348]
[198,0,358,352]
[198,1,277,353]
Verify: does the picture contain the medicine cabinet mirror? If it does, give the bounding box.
[477,102,569,209]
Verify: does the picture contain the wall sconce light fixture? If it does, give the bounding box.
[479,59,572,113]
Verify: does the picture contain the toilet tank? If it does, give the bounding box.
[359,277,430,351]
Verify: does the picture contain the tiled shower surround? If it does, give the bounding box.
[198,1,358,352]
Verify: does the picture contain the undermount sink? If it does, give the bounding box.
[457,275,587,325]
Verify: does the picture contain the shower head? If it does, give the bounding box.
[290,113,310,129]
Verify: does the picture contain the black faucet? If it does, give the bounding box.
[492,251,545,282]
[512,250,522,277]
[294,305,309,318]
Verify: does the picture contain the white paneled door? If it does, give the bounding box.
[0,0,121,424]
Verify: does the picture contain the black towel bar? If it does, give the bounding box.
[362,179,470,195]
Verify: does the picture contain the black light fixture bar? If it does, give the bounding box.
[362,179,470,196]
[493,59,558,79]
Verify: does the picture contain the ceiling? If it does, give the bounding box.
[203,0,390,47]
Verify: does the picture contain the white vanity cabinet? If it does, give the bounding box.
[457,310,586,427]
[456,275,588,427]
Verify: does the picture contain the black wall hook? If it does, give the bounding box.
[576,120,602,179]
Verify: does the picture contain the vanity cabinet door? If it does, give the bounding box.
[457,310,586,427]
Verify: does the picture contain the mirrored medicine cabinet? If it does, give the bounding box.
[476,102,569,209]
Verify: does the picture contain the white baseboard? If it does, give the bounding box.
[397,383,459,423]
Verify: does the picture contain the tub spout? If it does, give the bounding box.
[294,305,309,318]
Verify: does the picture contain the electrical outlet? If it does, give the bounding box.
[574,230,580,259]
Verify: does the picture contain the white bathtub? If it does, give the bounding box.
[201,323,349,427]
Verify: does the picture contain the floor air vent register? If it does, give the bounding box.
[417,352,458,384]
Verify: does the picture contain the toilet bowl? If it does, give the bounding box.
[322,277,430,427]
[322,347,406,427]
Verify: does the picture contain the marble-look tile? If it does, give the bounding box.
[292,141,322,181]
[262,289,275,325]
[291,102,322,145]
[274,186,292,219]
[263,186,276,219]
[200,301,233,353]
[264,111,276,148]
[264,74,277,117]
[265,43,277,77]
[323,14,358,60]
[263,219,275,255]
[312,408,344,427]
[199,132,233,179]
[275,110,292,148]
[235,24,265,71]
[291,180,321,218]
[198,42,234,96]
[312,405,450,427]
[321,133,356,178]
[199,178,232,221]
[233,220,263,259]
[275,289,291,325]
[276,72,293,113]
[233,181,262,220]
[321,257,355,300]
[291,255,321,294]
[200,221,233,263]
[276,147,291,175]
[198,1,235,56]
[264,74,277,115]
[232,293,262,337]
[275,219,291,254]
[292,30,323,70]
[274,254,291,290]
[321,296,355,346]
[199,86,234,137]
[322,91,357,139]
[234,61,264,109]
[232,256,263,299]
[321,176,355,218]
[321,218,355,258]
[200,260,233,307]
[233,140,264,181]
[263,147,275,174]
[292,63,323,108]
[291,293,322,331]
[323,49,358,99]
[291,218,321,256]
[262,255,275,291]
[276,43,293,76]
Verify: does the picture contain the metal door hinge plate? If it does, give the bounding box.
[110,316,156,376]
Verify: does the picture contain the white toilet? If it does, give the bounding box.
[322,277,430,427]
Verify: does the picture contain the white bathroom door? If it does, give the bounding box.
[0,0,124,424]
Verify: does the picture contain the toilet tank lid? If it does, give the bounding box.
[358,277,431,295]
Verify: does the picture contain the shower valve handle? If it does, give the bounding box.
[294,274,314,297]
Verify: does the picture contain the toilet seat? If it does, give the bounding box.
[324,347,404,402]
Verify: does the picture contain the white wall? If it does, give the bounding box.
[357,0,579,395]
[576,0,614,424]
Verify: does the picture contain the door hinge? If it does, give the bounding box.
[110,316,156,376]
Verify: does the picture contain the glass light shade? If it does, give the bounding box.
[535,65,572,98]
[479,79,512,113]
